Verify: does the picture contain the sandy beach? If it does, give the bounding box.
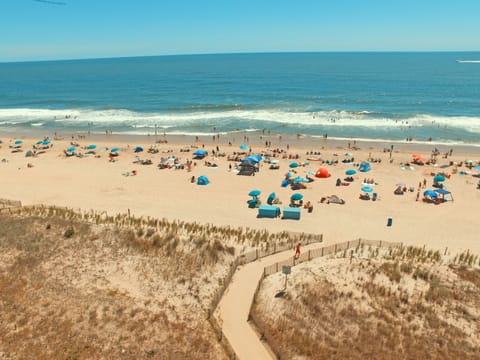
[1,131,480,254]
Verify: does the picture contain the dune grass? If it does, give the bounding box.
[252,246,480,360]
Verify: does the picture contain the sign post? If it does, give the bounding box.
[282,265,291,290]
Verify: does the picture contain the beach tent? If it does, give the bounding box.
[315,167,331,178]
[258,205,281,218]
[197,175,209,185]
[435,189,453,202]
[283,207,301,220]
[134,146,143,153]
[243,155,262,163]
[193,149,208,159]
[359,162,371,172]
[423,190,438,203]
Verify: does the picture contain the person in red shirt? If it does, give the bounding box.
[295,243,301,259]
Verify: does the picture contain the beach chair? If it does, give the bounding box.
[372,193,378,201]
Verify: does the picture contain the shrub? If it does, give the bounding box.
[63,227,74,238]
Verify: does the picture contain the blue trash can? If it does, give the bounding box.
[387,217,393,227]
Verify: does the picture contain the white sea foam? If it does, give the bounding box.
[1,107,480,134]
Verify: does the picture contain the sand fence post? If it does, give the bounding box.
[444,247,448,256]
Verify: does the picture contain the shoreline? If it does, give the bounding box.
[2,128,480,155]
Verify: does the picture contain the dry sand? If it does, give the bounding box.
[1,132,480,254]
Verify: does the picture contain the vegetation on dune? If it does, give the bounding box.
[0,206,317,359]
[252,245,480,360]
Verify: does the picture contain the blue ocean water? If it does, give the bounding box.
[0,52,479,144]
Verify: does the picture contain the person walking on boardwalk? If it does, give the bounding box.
[294,243,301,259]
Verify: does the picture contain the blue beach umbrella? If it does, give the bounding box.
[134,146,143,152]
[289,162,299,168]
[345,169,357,175]
[474,165,480,171]
[249,189,261,197]
[67,146,76,152]
[87,144,96,150]
[111,147,120,153]
[41,140,51,145]
[25,150,34,157]
[291,193,303,201]
[15,139,23,145]
[361,186,373,193]
[239,144,249,150]
[434,175,445,182]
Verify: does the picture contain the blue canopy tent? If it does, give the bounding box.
[434,189,453,202]
[244,154,262,163]
[197,175,210,185]
[193,149,208,159]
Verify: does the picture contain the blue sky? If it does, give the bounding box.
[2,0,480,62]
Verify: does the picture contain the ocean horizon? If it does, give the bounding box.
[1,52,479,144]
